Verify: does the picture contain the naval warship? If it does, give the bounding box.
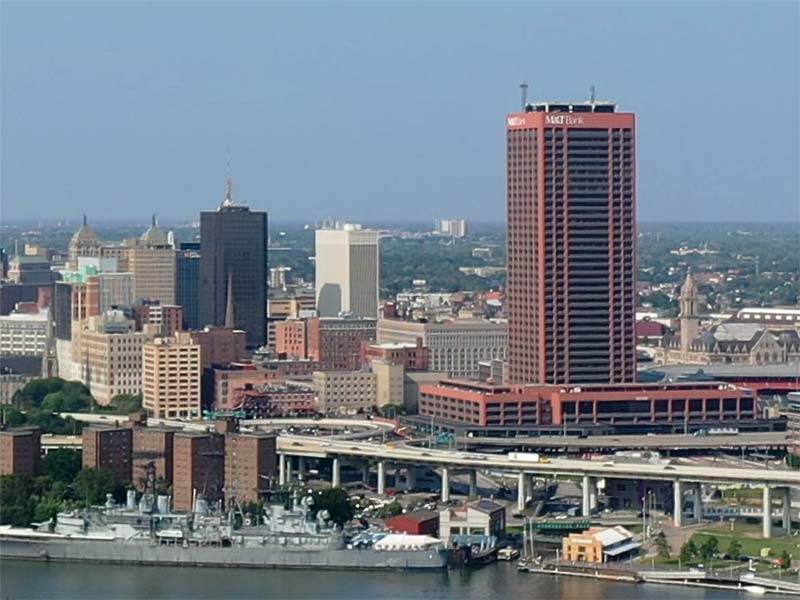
[0,491,448,570]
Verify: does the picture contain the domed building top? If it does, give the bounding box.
[70,214,101,248]
[140,214,169,247]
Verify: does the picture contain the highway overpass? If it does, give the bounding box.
[277,436,800,537]
[459,431,789,452]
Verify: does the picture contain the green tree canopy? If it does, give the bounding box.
[699,536,719,563]
[312,488,355,528]
[74,467,122,507]
[0,474,36,526]
[680,539,697,562]
[727,539,743,560]
[42,449,82,483]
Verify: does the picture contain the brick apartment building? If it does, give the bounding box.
[0,427,41,476]
[172,431,225,512]
[132,426,175,492]
[82,425,133,484]
[224,432,278,505]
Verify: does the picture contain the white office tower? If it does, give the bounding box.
[315,224,379,318]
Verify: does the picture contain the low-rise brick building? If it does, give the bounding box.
[0,427,41,476]
[224,432,277,505]
[82,425,133,484]
[172,431,225,512]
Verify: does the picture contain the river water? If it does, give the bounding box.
[0,560,739,599]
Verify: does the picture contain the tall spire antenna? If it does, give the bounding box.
[82,213,88,227]
[520,81,529,110]
[152,214,157,227]
[590,85,596,103]
[222,148,234,207]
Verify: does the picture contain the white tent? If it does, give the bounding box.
[373,534,442,551]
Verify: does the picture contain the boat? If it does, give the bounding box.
[0,492,448,571]
[743,586,767,596]
[497,547,520,561]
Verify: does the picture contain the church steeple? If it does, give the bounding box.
[680,268,698,318]
[679,268,699,354]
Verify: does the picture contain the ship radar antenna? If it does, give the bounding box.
[520,81,529,110]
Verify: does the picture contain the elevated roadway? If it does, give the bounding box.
[277,436,800,486]
[459,432,789,452]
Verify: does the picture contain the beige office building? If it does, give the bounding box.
[377,318,508,379]
[313,370,376,414]
[371,360,404,408]
[142,332,201,419]
[129,246,176,304]
[74,312,155,405]
[315,225,379,318]
[313,360,403,414]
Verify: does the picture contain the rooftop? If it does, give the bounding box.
[524,100,617,113]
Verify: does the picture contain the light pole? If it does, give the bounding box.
[642,495,648,540]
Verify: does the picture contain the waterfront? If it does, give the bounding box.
[0,560,740,599]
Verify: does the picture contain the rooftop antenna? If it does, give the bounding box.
[520,81,529,110]
[590,85,596,104]
[222,148,234,207]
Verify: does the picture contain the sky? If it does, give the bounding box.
[1,1,798,224]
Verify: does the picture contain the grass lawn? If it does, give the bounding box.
[691,522,800,561]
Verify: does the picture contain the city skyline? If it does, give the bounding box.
[2,2,798,224]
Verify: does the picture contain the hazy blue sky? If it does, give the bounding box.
[1,1,798,224]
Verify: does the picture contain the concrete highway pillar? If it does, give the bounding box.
[377,461,386,495]
[581,475,591,517]
[763,485,773,539]
[673,480,683,527]
[331,457,341,488]
[405,467,417,492]
[517,472,526,513]
[691,483,703,523]
[297,457,306,482]
[468,470,478,499]
[441,467,450,503]
[782,487,792,535]
[589,478,598,512]
[278,454,286,486]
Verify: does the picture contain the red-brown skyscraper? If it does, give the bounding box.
[507,100,636,385]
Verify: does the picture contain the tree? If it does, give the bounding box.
[42,449,82,483]
[780,550,792,568]
[0,474,36,526]
[41,390,90,413]
[106,393,143,414]
[680,539,697,563]
[74,467,118,506]
[654,531,671,559]
[699,536,719,565]
[377,501,403,518]
[14,378,65,409]
[312,488,355,528]
[0,405,27,427]
[727,539,743,561]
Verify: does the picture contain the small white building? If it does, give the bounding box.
[439,500,506,546]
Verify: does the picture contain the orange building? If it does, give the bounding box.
[562,526,639,563]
